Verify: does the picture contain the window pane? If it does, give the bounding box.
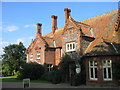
[94,61,97,66]
[107,60,111,66]
[104,68,107,78]
[37,52,40,59]
[108,68,111,78]
[67,44,69,50]
[90,61,93,66]
[73,43,75,49]
[90,68,93,78]
[103,60,106,66]
[95,68,97,78]
[70,44,72,49]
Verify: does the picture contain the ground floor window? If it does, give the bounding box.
[103,60,112,81]
[47,64,53,72]
[89,60,98,80]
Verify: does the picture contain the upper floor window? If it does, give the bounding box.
[36,51,40,59]
[89,60,98,80]
[30,53,33,60]
[66,42,76,52]
[103,60,112,81]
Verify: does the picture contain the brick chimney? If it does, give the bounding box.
[36,23,42,36]
[51,15,58,33]
[64,8,71,23]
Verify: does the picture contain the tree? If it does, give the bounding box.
[1,42,26,76]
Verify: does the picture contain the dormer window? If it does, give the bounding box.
[66,42,76,52]
[30,53,33,60]
[36,51,40,59]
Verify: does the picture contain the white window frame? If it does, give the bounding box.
[103,60,112,81]
[89,61,98,80]
[30,53,33,60]
[66,42,76,52]
[36,51,40,59]
[47,64,53,72]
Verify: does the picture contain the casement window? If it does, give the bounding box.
[89,61,98,80]
[36,51,40,59]
[103,60,112,81]
[30,53,33,60]
[47,64,53,72]
[66,42,76,52]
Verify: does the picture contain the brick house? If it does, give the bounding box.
[26,8,120,85]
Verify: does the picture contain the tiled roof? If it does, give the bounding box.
[43,37,54,47]
[85,41,120,56]
[81,9,118,39]
[41,9,119,53]
[42,28,64,47]
[69,17,93,38]
[83,9,119,55]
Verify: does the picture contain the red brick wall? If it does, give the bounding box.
[45,49,55,65]
[27,37,46,65]
[55,48,61,65]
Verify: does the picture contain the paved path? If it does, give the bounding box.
[1,82,120,89]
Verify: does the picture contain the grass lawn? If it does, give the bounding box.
[0,76,49,83]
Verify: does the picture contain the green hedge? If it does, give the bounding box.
[41,70,62,84]
[17,63,45,80]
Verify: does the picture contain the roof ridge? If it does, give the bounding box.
[81,9,118,23]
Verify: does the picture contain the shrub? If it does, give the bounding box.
[41,70,62,84]
[18,63,45,80]
[52,70,62,84]
[41,71,54,82]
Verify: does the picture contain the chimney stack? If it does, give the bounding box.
[51,15,58,33]
[64,8,71,23]
[36,23,42,36]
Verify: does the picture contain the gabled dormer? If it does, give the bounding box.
[27,23,47,64]
[62,8,95,55]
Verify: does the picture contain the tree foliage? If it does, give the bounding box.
[59,53,72,82]
[1,42,26,76]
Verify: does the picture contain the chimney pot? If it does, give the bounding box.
[51,15,58,33]
[64,8,71,23]
[36,23,42,36]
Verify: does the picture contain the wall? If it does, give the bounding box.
[85,55,120,86]
[27,37,46,65]
[45,48,55,65]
